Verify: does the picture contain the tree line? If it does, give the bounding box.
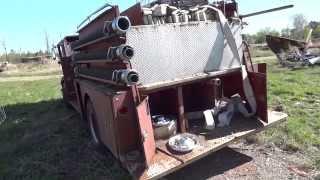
[0,49,51,63]
[245,14,320,44]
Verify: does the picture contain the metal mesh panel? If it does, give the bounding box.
[126,21,243,86]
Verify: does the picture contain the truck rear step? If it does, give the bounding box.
[124,111,287,180]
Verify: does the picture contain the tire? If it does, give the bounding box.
[61,78,73,109]
[86,99,103,147]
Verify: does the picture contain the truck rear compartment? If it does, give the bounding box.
[118,66,285,180]
[55,2,291,180]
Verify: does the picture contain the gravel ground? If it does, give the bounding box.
[164,141,319,180]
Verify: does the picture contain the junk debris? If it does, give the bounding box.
[267,21,320,67]
[0,61,9,72]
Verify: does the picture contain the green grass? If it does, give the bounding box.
[0,70,62,78]
[251,48,275,58]
[0,58,320,179]
[256,58,320,168]
[0,79,61,105]
[0,79,130,180]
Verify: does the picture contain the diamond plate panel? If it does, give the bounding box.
[126,22,243,86]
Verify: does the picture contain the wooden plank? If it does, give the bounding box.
[130,111,287,180]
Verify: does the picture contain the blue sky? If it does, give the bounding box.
[0,0,319,53]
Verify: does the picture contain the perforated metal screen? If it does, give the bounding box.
[126,21,243,86]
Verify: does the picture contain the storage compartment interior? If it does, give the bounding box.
[144,70,253,144]
[123,66,274,178]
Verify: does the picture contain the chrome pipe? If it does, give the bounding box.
[108,45,134,60]
[112,69,139,85]
[104,16,131,35]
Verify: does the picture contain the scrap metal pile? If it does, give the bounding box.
[267,21,320,67]
[0,61,8,72]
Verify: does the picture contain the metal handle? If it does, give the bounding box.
[77,3,113,29]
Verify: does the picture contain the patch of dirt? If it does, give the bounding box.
[165,141,319,180]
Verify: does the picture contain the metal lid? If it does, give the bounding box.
[152,115,176,127]
[168,133,198,153]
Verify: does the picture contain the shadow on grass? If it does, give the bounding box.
[0,99,256,180]
[0,99,131,180]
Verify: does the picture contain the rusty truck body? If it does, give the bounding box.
[56,1,290,179]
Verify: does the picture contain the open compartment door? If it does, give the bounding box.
[136,97,156,166]
[248,63,268,123]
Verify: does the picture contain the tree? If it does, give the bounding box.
[1,41,8,62]
[281,27,291,38]
[291,14,307,40]
[9,49,15,54]
[243,34,256,44]
[44,30,50,55]
[254,28,280,44]
[312,26,320,39]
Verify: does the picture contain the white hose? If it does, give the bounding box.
[201,5,257,117]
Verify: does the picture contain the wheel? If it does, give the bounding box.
[86,99,102,147]
[61,78,73,109]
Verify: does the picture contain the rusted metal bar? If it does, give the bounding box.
[77,73,119,86]
[73,51,110,62]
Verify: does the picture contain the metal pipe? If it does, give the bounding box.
[73,45,134,63]
[305,22,320,43]
[239,5,294,19]
[77,3,113,29]
[72,16,131,50]
[104,16,131,35]
[112,69,139,86]
[77,67,139,86]
[108,45,134,60]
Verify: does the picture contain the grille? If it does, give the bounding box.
[126,21,243,86]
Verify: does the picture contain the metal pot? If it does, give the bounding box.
[152,115,177,140]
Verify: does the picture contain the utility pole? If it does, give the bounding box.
[1,40,8,63]
[45,30,50,56]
